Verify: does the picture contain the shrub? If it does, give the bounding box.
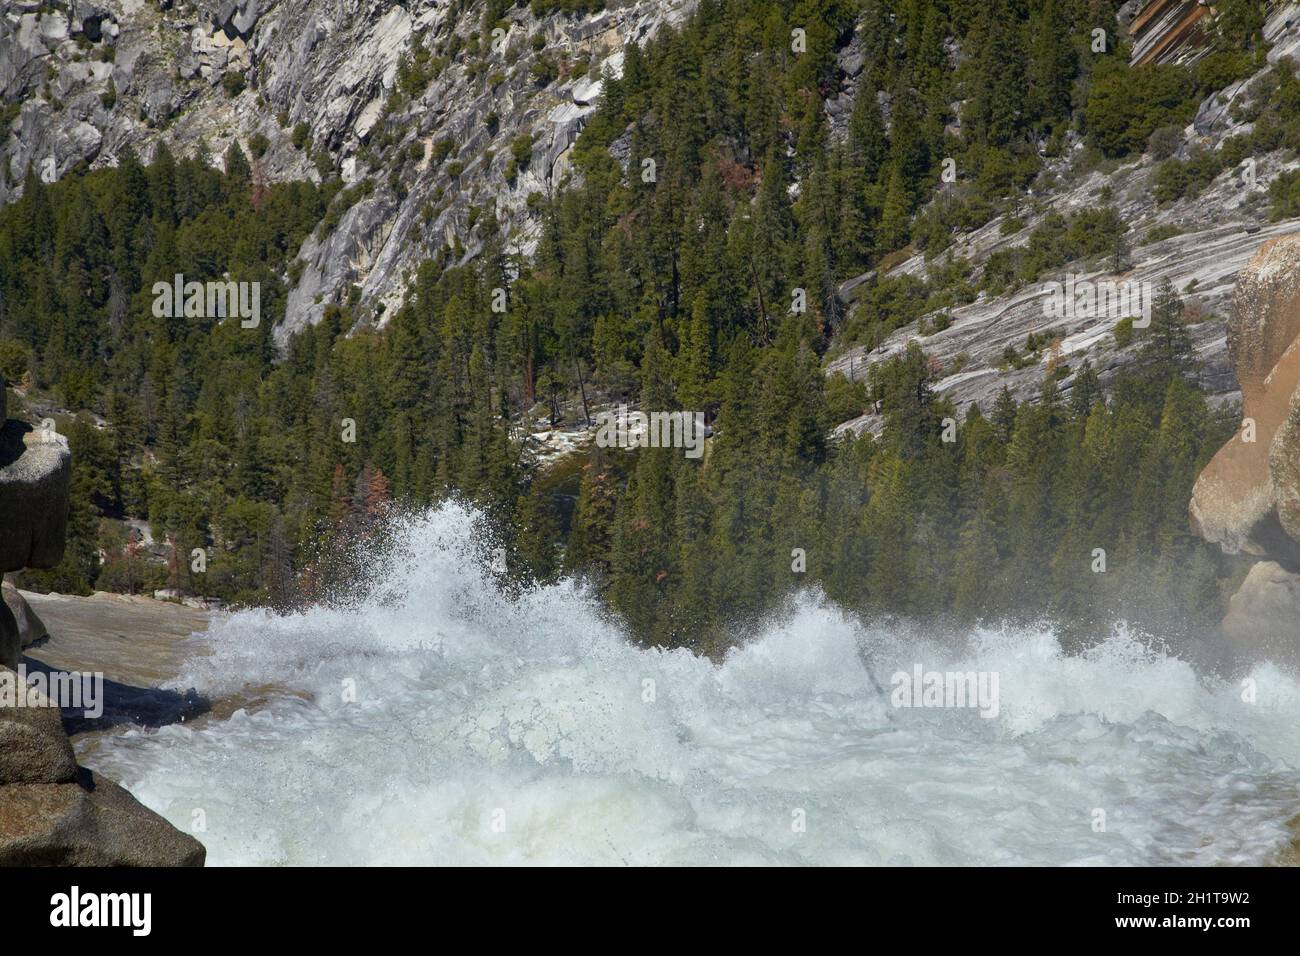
[0,339,29,382]
[1147,125,1183,161]
[1268,169,1300,220]
[431,138,455,164]
[221,71,247,97]
[1145,224,1184,244]
[1114,316,1135,348]
[530,56,557,86]
[510,132,534,169]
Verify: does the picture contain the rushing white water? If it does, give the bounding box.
[87,504,1300,865]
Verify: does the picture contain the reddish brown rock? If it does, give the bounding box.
[1190,234,1300,665]
[1190,235,1300,567]
[1271,389,1300,544]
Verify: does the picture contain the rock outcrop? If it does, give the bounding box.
[0,425,71,593]
[0,375,205,865]
[1219,560,1300,662]
[1127,0,1216,67]
[1190,236,1300,665]
[828,4,1300,435]
[5,0,1300,407]
[0,667,79,786]
[2,575,48,650]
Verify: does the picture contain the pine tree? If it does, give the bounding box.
[847,80,889,185]
[878,165,912,252]
[1136,279,1197,387]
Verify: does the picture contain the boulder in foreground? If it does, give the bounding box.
[0,771,206,867]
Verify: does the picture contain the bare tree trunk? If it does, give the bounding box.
[574,356,591,427]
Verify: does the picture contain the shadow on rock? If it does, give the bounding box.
[21,656,210,736]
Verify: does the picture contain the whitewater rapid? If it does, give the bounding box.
[86,504,1300,865]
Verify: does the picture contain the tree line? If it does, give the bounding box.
[0,0,1263,648]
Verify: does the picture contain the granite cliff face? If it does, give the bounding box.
[0,375,205,865]
[2,0,696,347]
[7,0,1300,399]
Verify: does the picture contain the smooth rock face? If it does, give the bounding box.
[0,771,206,866]
[1,576,48,649]
[1220,561,1300,665]
[0,665,79,785]
[1190,235,1300,567]
[1270,385,1300,543]
[0,419,71,573]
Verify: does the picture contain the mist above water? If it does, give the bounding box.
[87,504,1300,865]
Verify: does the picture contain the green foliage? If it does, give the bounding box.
[396,44,441,99]
[221,71,247,98]
[0,339,29,381]
[1146,125,1183,161]
[1212,0,1268,49]
[431,138,455,164]
[980,206,1129,292]
[1268,169,1300,220]
[1085,60,1196,158]
[0,151,330,600]
[530,0,603,16]
[509,132,533,168]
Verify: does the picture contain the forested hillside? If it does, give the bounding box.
[1,0,1280,651]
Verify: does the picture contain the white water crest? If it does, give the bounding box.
[87,504,1300,865]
